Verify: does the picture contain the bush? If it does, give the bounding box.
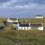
[0,24,4,30]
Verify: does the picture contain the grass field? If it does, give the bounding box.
[0,30,45,45]
[0,18,45,45]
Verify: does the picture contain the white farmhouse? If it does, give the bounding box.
[35,15,43,19]
[7,18,18,23]
[16,23,43,31]
[30,24,43,31]
[16,23,31,30]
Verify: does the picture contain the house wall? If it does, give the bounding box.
[18,27,31,30]
[17,25,43,30]
[7,19,13,22]
[35,16,43,19]
[37,27,43,30]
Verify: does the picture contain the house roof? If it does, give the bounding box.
[9,18,17,21]
[35,15,43,17]
[19,23,29,27]
[13,22,18,24]
[30,24,42,27]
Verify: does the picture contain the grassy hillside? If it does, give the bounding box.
[0,30,45,45]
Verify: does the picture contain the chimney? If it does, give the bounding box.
[29,22,30,26]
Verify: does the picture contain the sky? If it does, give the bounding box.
[0,0,45,18]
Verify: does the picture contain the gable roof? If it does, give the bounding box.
[30,24,43,27]
[9,18,17,21]
[19,23,29,27]
[13,22,18,24]
[7,18,18,22]
[35,15,43,17]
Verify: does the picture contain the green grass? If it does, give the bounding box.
[19,18,44,23]
[0,30,45,45]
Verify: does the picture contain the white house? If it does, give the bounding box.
[16,23,43,31]
[30,24,43,31]
[7,18,18,23]
[35,15,43,19]
[16,23,31,30]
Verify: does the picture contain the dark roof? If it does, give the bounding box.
[13,22,18,24]
[10,18,17,21]
[36,15,43,16]
[30,24,42,27]
[19,23,29,27]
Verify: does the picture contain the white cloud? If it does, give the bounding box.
[0,0,45,18]
[0,0,17,8]
[15,3,45,11]
[0,0,45,10]
[15,3,37,9]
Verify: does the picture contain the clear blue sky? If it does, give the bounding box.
[0,0,45,18]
